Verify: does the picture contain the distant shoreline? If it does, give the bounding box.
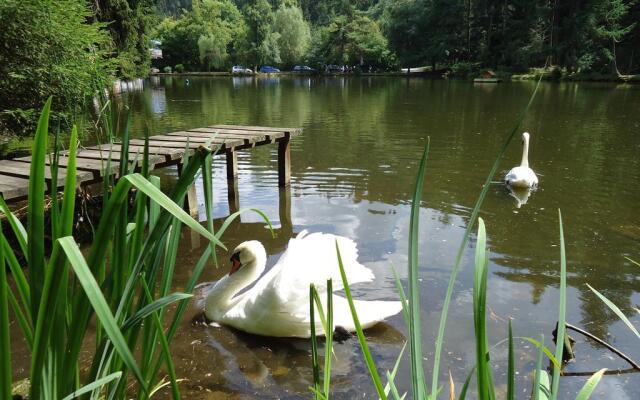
[150,71,639,83]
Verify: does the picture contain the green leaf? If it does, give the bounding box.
[58,237,148,395]
[124,173,226,250]
[575,368,606,400]
[61,372,122,400]
[507,320,515,400]
[336,241,387,399]
[121,293,192,331]
[60,125,78,237]
[28,96,52,321]
[551,210,567,400]
[0,196,27,257]
[0,226,11,400]
[408,141,429,399]
[310,285,321,399]
[587,284,640,339]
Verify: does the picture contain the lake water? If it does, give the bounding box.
[16,76,640,398]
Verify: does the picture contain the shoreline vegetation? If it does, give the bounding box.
[3,0,640,137]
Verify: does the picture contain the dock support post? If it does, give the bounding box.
[227,179,240,215]
[278,132,291,187]
[279,186,292,236]
[177,163,199,217]
[226,148,238,182]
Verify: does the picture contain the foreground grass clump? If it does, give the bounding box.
[0,97,271,399]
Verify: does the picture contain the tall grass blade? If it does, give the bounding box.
[310,285,321,398]
[123,173,225,249]
[473,218,494,400]
[431,74,544,399]
[1,235,30,319]
[61,372,122,400]
[550,210,567,400]
[0,196,27,257]
[532,334,545,400]
[457,367,475,400]
[0,225,11,400]
[28,96,52,320]
[408,142,430,399]
[386,370,404,400]
[59,237,148,395]
[121,293,192,331]
[575,368,606,400]
[383,342,407,399]
[335,242,387,399]
[324,279,333,396]
[390,264,410,329]
[507,320,515,400]
[587,284,640,338]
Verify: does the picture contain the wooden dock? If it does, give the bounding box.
[0,124,302,205]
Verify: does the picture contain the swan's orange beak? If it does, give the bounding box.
[229,253,241,276]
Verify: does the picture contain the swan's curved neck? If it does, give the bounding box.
[205,255,265,319]
[520,135,530,168]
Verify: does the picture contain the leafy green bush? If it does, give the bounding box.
[174,64,185,73]
[0,0,114,117]
[163,66,173,73]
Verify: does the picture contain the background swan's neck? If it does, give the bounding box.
[520,135,530,168]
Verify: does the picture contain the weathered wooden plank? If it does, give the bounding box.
[95,143,184,161]
[14,156,119,178]
[148,134,244,147]
[0,174,30,200]
[0,160,93,185]
[188,127,285,139]
[128,139,199,152]
[72,149,164,164]
[209,124,300,134]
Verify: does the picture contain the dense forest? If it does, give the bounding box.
[1,0,639,135]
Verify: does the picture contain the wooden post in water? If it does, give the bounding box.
[278,132,291,187]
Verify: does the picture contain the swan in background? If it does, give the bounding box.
[505,132,538,188]
[204,231,402,338]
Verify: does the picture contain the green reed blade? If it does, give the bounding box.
[587,284,640,339]
[60,125,78,238]
[8,288,32,349]
[2,235,30,317]
[124,173,225,249]
[532,334,544,400]
[550,210,567,400]
[311,287,328,334]
[310,285,321,398]
[29,240,69,400]
[0,196,27,257]
[28,96,51,321]
[390,264,410,330]
[408,141,430,399]
[324,279,333,397]
[507,320,515,400]
[215,208,275,240]
[0,224,11,400]
[385,371,403,400]
[625,257,640,268]
[61,371,122,400]
[575,368,606,400]
[431,73,545,400]
[202,140,218,267]
[473,218,494,400]
[59,236,148,395]
[458,366,476,400]
[121,293,192,331]
[140,277,181,400]
[335,242,387,399]
[383,342,406,399]
[515,337,561,370]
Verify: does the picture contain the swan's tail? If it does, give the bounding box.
[331,297,402,331]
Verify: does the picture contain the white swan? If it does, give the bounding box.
[505,132,538,188]
[204,231,402,338]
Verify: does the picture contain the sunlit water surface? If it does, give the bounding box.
[12,76,640,399]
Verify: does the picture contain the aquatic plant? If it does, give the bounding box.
[0,97,271,399]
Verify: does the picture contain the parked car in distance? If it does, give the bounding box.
[259,65,280,73]
[293,65,316,73]
[232,65,253,75]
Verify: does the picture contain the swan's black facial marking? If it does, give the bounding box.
[229,251,242,275]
